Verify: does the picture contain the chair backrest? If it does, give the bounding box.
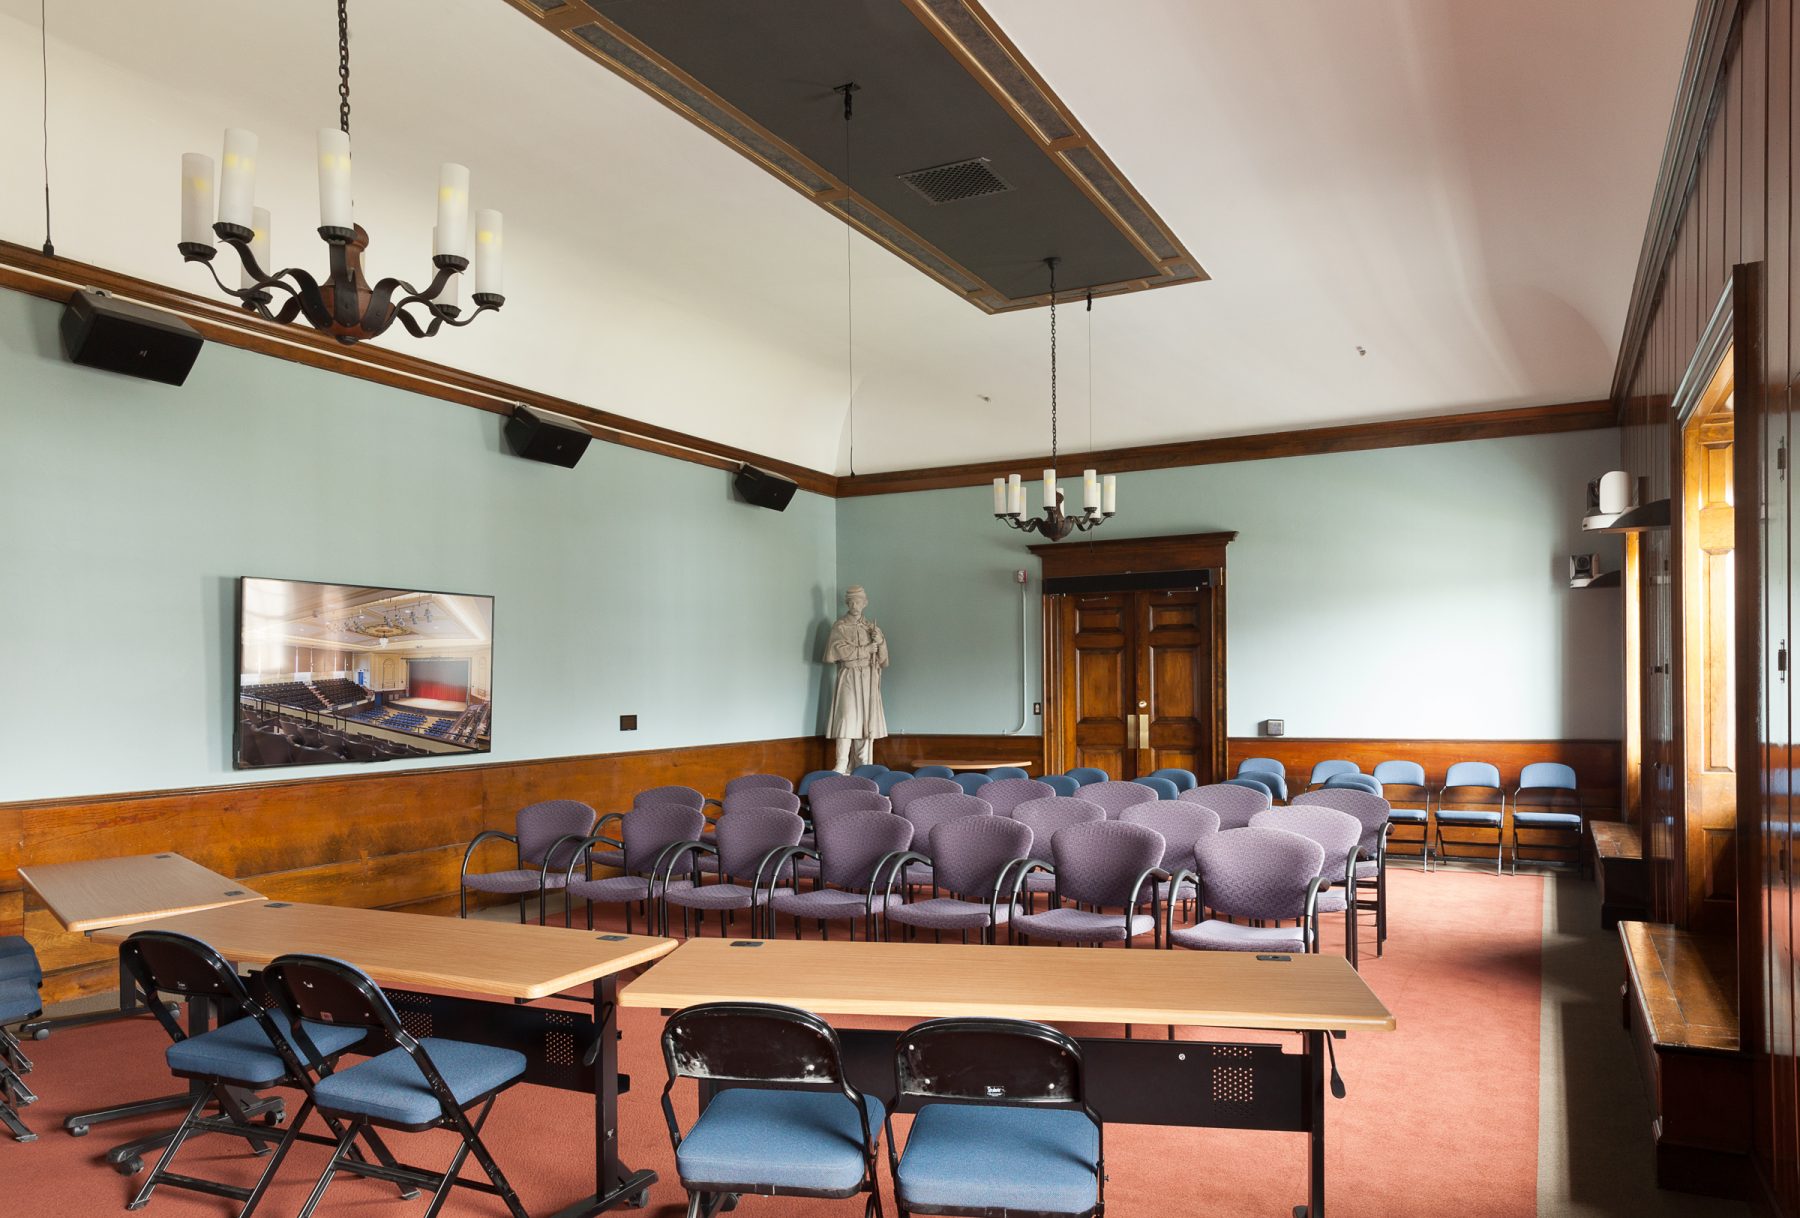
[986,766,1031,781]
[816,809,914,891]
[120,930,261,1037]
[725,773,794,796]
[900,793,993,856]
[721,788,802,815]
[635,785,705,812]
[1065,767,1109,786]
[852,765,890,779]
[1518,762,1578,792]
[808,773,881,800]
[1133,776,1180,801]
[1151,767,1198,792]
[1120,803,1219,873]
[915,765,957,779]
[893,1017,1087,1111]
[622,804,710,871]
[1193,828,1326,921]
[1291,789,1391,855]
[1237,757,1286,778]
[927,815,1034,899]
[713,807,806,880]
[1050,820,1167,908]
[1080,780,1160,817]
[889,776,963,811]
[952,772,995,795]
[798,769,845,796]
[1324,772,1383,796]
[517,800,599,870]
[1371,759,1425,787]
[1039,774,1081,797]
[1443,761,1502,791]
[1009,796,1107,842]
[1225,774,1275,799]
[1182,782,1270,828]
[875,771,917,795]
[1308,759,1360,786]
[979,777,1055,815]
[265,954,420,1072]
[1251,806,1362,878]
[810,790,893,825]
[663,1002,859,1100]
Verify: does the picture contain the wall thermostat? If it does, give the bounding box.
[1263,718,1285,737]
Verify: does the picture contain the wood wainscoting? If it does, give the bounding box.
[0,737,827,1004]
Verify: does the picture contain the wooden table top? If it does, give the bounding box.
[620,938,1396,1033]
[91,902,677,1001]
[912,761,1038,773]
[18,853,264,933]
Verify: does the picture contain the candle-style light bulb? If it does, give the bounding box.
[218,128,259,230]
[992,477,1007,515]
[1043,468,1057,511]
[316,129,353,232]
[1007,474,1023,517]
[1102,474,1117,515]
[180,153,215,248]
[1083,468,1099,513]
[435,164,470,259]
[474,210,504,297]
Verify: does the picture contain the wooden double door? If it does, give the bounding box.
[1045,587,1224,783]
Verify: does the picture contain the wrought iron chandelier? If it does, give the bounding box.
[992,257,1117,541]
[176,0,504,345]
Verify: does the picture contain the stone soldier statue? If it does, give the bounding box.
[824,585,889,772]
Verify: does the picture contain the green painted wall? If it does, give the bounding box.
[0,289,838,802]
[835,430,1625,742]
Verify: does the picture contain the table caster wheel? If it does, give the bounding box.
[66,1124,89,1138]
[115,1156,144,1176]
[722,1195,739,1212]
[626,1188,650,1209]
[30,1028,49,1041]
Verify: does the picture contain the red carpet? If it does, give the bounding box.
[3,867,1543,1216]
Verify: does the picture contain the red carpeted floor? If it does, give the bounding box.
[5,866,1543,1217]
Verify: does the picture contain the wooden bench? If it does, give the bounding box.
[1591,820,1648,928]
[1618,921,1748,1197]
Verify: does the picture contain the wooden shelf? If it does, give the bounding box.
[1584,498,1671,533]
[1570,570,1623,589]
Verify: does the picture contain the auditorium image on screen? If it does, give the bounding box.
[235,577,494,770]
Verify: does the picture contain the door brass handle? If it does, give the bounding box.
[1126,714,1137,749]
[1138,713,1150,745]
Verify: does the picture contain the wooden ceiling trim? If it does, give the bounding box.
[835,398,1618,498]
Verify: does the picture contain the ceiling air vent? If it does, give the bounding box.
[898,157,1012,205]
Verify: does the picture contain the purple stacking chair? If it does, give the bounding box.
[1165,828,1328,955]
[882,815,1034,944]
[952,773,994,796]
[459,800,597,925]
[588,785,709,870]
[761,810,914,941]
[915,765,957,779]
[1121,803,1219,908]
[564,804,706,933]
[1009,797,1106,903]
[889,776,962,813]
[1040,774,1081,797]
[1009,820,1169,948]
[1251,806,1363,966]
[810,790,892,823]
[1295,788,1393,957]
[887,793,993,889]
[1182,782,1270,829]
[721,788,802,815]
[807,773,880,802]
[1133,776,1180,801]
[725,773,794,796]
[978,778,1053,816]
[657,807,804,939]
[1080,780,1159,818]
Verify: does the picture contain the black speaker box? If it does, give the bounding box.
[735,464,798,511]
[504,406,591,468]
[60,290,203,386]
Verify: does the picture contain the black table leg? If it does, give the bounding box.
[1293,1029,1326,1218]
[28,949,159,1042]
[546,976,656,1217]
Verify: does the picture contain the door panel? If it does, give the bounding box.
[1137,589,1212,779]
[1067,594,1133,779]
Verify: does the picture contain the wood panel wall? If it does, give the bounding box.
[0,737,827,1005]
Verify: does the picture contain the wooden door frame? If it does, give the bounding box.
[1032,531,1236,780]
[1727,262,1764,1066]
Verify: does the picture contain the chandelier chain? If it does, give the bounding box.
[1049,257,1058,470]
[337,0,352,136]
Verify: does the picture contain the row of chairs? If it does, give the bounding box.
[800,764,1228,802]
[1234,757,1587,875]
[0,936,43,1143]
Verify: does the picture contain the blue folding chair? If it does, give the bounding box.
[1307,759,1360,790]
[1436,762,1506,873]
[1226,774,1276,800]
[0,937,43,1142]
[1511,762,1585,875]
[1235,758,1289,801]
[1372,760,1431,870]
[1325,772,1382,796]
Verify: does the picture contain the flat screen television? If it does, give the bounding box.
[234,576,494,770]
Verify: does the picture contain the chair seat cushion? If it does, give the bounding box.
[1386,808,1427,824]
[1354,858,1378,879]
[663,881,755,911]
[567,874,652,903]
[1313,887,1348,913]
[0,977,42,1024]
[585,849,627,869]
[677,1087,883,1193]
[313,1037,526,1127]
[167,1015,362,1086]
[1169,919,1307,954]
[1012,908,1155,943]
[1513,811,1583,829]
[887,898,1010,931]
[767,889,903,920]
[897,1102,1099,1215]
[461,869,568,894]
[1436,810,1503,827]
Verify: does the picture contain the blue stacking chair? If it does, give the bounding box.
[852,765,889,780]
[876,770,916,796]
[1151,767,1198,793]
[1040,774,1081,797]
[1235,758,1289,801]
[1065,767,1108,787]
[887,1018,1102,1218]
[1226,774,1276,800]
[0,936,43,1142]
[1325,772,1383,796]
[1133,775,1180,801]
[798,769,843,797]
[660,1003,883,1217]
[987,767,1031,781]
[1511,762,1585,875]
[1436,761,1506,874]
[1373,760,1432,870]
[915,765,956,779]
[265,955,531,1218]
[952,773,994,796]
[1307,759,1360,790]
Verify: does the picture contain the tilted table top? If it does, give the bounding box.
[18,853,264,933]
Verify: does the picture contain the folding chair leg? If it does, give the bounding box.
[235,1098,317,1218]
[125,1090,212,1211]
[295,1117,361,1218]
[0,1096,34,1142]
[457,1112,529,1218]
[0,1059,37,1107]
[419,1137,476,1218]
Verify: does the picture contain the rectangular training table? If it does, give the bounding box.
[94,900,677,1218]
[621,937,1396,1218]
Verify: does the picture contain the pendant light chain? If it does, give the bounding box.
[837,81,860,476]
[1049,257,1058,471]
[338,0,352,136]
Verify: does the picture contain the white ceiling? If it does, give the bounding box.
[0,1,1691,476]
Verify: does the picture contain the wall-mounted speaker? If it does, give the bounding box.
[60,290,203,386]
[734,464,798,512]
[504,405,591,468]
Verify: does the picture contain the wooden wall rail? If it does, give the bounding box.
[1,736,826,1004]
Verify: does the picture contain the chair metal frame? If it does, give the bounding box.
[1371,761,1433,871]
[1002,855,1170,949]
[1163,866,1328,956]
[870,848,1026,946]
[1509,768,1588,876]
[1434,766,1508,874]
